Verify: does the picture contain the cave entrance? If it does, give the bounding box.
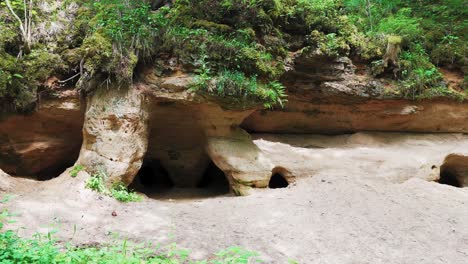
[439,169,461,187]
[197,162,231,194]
[130,159,174,195]
[269,173,289,189]
[130,160,231,199]
[438,154,467,188]
[36,158,79,181]
[0,144,82,181]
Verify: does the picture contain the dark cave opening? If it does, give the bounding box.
[438,154,468,188]
[1,146,82,181]
[35,158,79,181]
[197,162,231,194]
[130,160,231,199]
[439,169,461,188]
[130,159,174,193]
[269,173,289,189]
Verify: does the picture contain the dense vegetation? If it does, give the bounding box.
[0,0,466,112]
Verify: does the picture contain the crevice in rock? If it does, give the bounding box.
[269,173,289,189]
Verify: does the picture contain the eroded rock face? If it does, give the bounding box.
[0,93,83,180]
[243,50,468,134]
[78,63,467,195]
[6,51,466,196]
[142,80,273,192]
[77,73,278,194]
[254,132,468,185]
[243,98,468,134]
[77,87,149,185]
[206,129,274,195]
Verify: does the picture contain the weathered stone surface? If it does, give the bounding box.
[0,169,13,191]
[77,87,149,185]
[243,98,468,134]
[77,75,275,193]
[143,86,272,190]
[206,129,274,195]
[243,49,468,134]
[253,132,468,185]
[0,93,83,179]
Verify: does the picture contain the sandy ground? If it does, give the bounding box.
[1,132,468,263]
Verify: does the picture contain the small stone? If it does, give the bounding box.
[111,211,117,217]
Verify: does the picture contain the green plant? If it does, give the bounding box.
[85,172,141,203]
[192,69,286,109]
[0,195,15,231]
[85,171,107,194]
[70,165,84,178]
[110,182,142,202]
[0,227,263,263]
[212,246,262,264]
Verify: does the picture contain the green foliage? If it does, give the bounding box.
[85,171,107,194]
[309,31,350,57]
[70,165,85,178]
[0,230,58,263]
[375,8,422,42]
[0,228,262,263]
[398,45,446,99]
[110,182,142,203]
[0,195,15,230]
[192,69,286,109]
[1,0,466,109]
[211,246,262,264]
[85,171,141,203]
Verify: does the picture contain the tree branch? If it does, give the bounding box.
[5,0,27,38]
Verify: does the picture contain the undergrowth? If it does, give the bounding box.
[0,230,262,264]
[1,0,466,111]
[0,195,263,263]
[86,171,142,203]
[70,165,85,178]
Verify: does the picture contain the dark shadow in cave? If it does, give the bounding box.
[269,173,289,189]
[3,147,82,181]
[36,158,79,181]
[439,168,461,188]
[130,160,231,200]
[197,162,231,194]
[129,159,174,195]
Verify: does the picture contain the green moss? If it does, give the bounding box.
[2,0,467,109]
[192,20,233,34]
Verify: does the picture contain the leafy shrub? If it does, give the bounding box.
[85,171,141,203]
[398,45,445,99]
[85,171,107,194]
[375,8,422,43]
[110,183,142,203]
[0,230,59,263]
